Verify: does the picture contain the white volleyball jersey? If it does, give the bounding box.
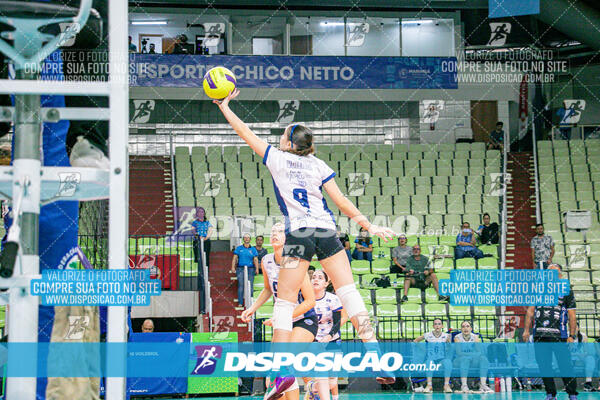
[455,332,478,353]
[262,253,316,322]
[424,331,449,359]
[314,291,343,342]
[263,145,337,232]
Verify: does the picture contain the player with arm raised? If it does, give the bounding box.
[215,89,395,400]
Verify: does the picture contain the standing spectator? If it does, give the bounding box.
[128,35,137,52]
[531,223,554,269]
[454,222,484,260]
[148,43,156,54]
[488,121,505,151]
[391,234,412,273]
[401,245,446,302]
[192,207,213,269]
[352,227,373,261]
[336,225,351,263]
[230,234,259,307]
[141,319,154,333]
[477,213,500,245]
[523,264,578,400]
[254,235,269,267]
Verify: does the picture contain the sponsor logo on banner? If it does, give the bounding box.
[131,100,155,123]
[346,23,370,47]
[498,315,520,339]
[276,100,299,123]
[58,23,81,47]
[65,316,89,340]
[204,23,225,47]
[487,22,512,46]
[57,247,81,270]
[191,345,223,375]
[561,100,586,124]
[129,254,161,280]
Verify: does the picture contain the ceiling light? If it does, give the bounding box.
[131,20,167,26]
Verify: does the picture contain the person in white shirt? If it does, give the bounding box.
[241,223,317,400]
[453,321,493,393]
[304,270,348,400]
[414,319,452,393]
[215,89,396,399]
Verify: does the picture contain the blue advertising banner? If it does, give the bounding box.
[4,342,600,378]
[489,0,540,18]
[129,54,458,90]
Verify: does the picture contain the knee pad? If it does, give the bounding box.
[273,297,296,331]
[336,283,367,319]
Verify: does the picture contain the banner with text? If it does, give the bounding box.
[130,54,458,90]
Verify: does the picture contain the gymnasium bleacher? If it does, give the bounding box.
[537,139,600,335]
[174,142,509,341]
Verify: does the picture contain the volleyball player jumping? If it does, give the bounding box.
[215,89,396,400]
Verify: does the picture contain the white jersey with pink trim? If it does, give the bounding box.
[314,291,343,342]
[262,145,337,232]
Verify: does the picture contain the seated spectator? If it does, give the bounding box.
[352,227,373,262]
[336,225,351,262]
[401,245,447,302]
[391,234,412,273]
[455,222,484,260]
[488,121,504,151]
[141,319,154,333]
[477,213,500,245]
[453,321,493,393]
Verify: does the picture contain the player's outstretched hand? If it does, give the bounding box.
[213,88,240,109]
[368,225,396,242]
[240,309,253,323]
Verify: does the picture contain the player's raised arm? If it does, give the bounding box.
[213,89,268,158]
[322,178,395,242]
[240,259,273,323]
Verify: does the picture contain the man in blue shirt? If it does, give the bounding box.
[454,222,484,260]
[191,207,213,268]
[231,234,259,307]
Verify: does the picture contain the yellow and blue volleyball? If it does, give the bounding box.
[203,66,237,100]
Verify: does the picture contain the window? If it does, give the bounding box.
[346,17,400,57]
[231,16,286,55]
[401,18,455,57]
[290,17,345,56]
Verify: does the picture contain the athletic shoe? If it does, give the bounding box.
[456,385,470,393]
[423,385,433,393]
[401,295,408,303]
[480,384,494,393]
[70,136,110,169]
[583,382,594,392]
[443,385,453,393]
[264,376,296,400]
[568,395,578,400]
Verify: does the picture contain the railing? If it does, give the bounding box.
[169,131,179,226]
[79,234,209,293]
[253,313,600,342]
[532,121,541,224]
